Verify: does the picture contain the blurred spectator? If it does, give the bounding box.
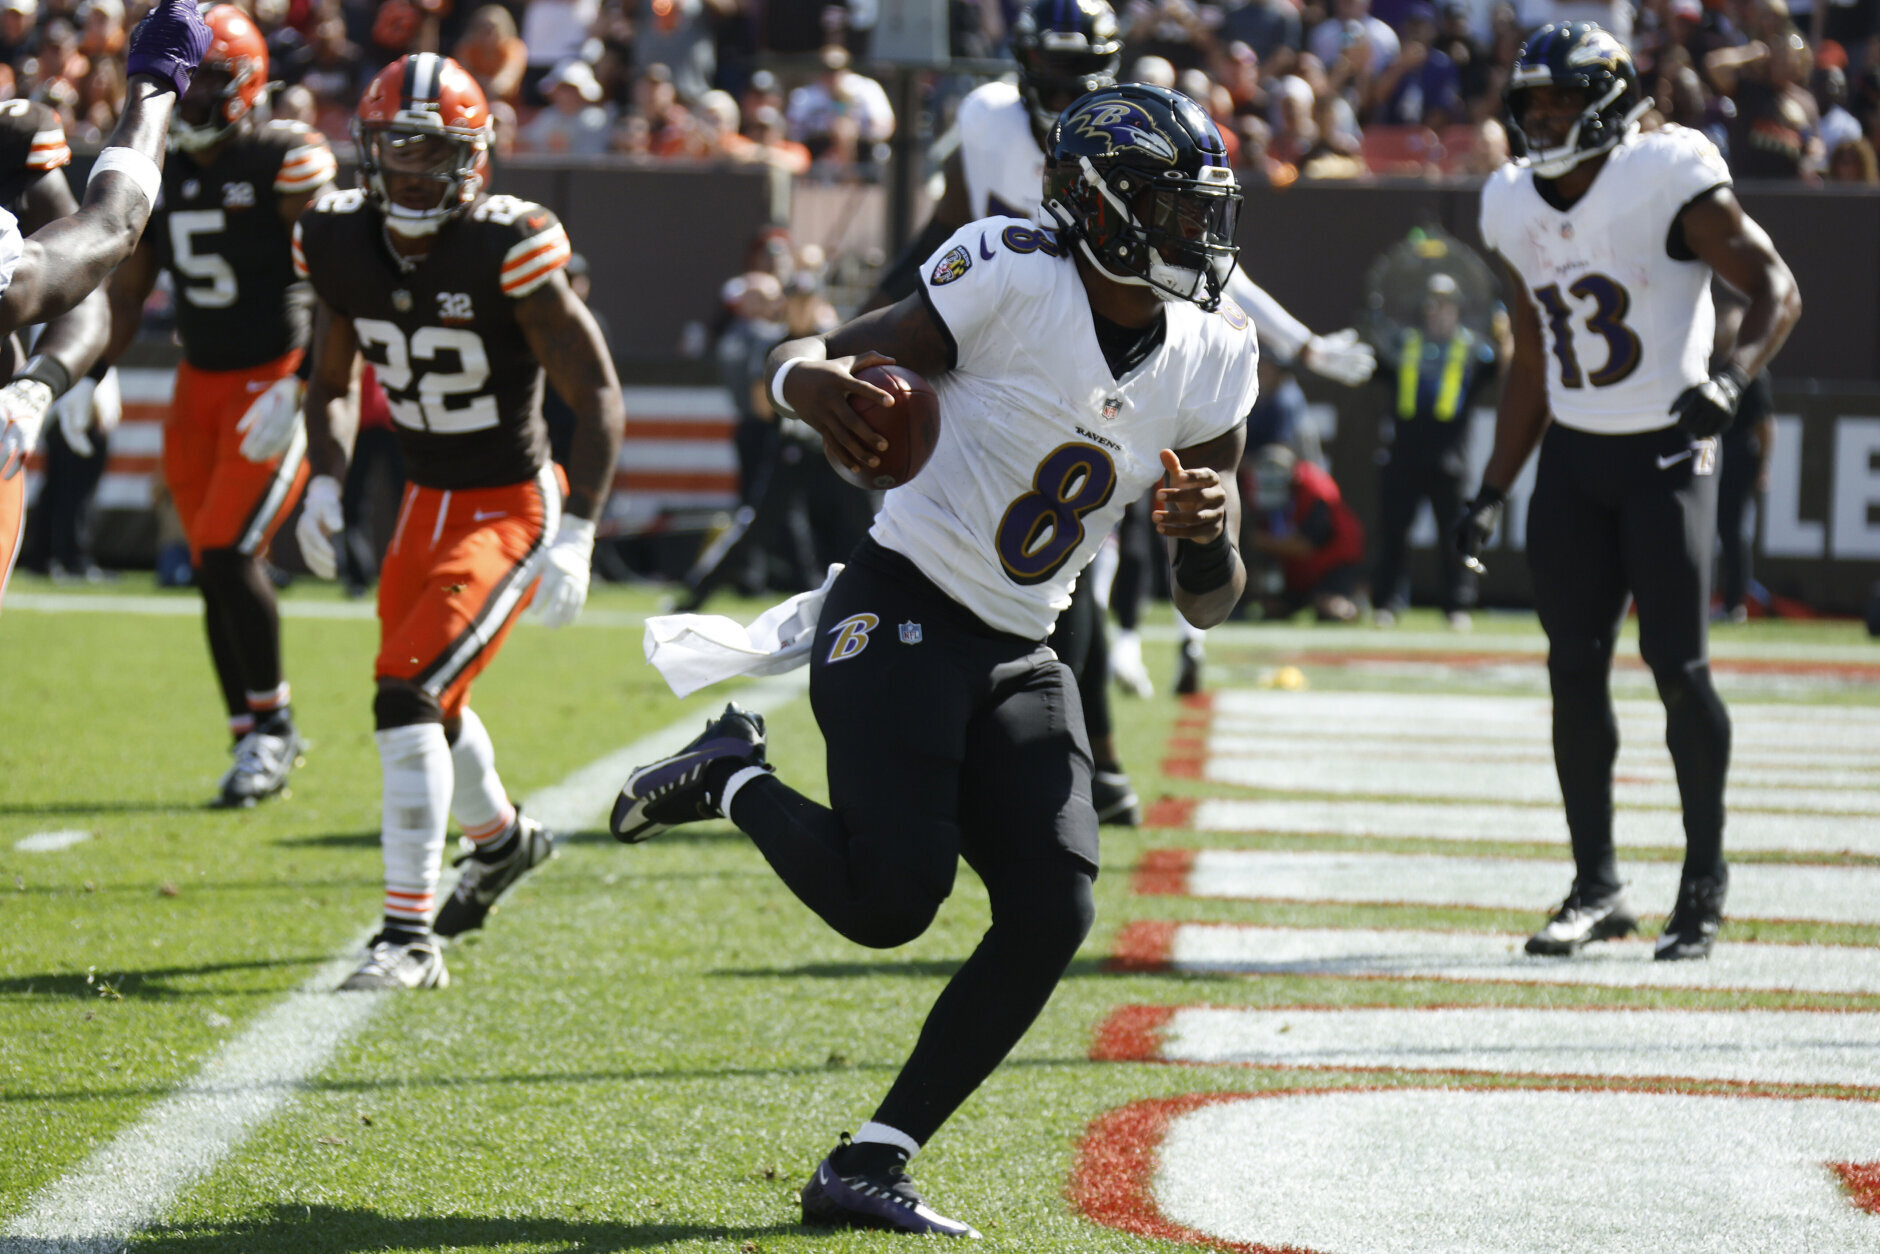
[302,14,366,111]
[1234,112,1300,184]
[274,81,319,125]
[633,0,717,105]
[453,3,528,105]
[1271,69,1318,164]
[1122,0,1219,74]
[22,364,118,585]
[71,44,122,140]
[522,0,602,102]
[370,0,441,64]
[521,58,615,154]
[1246,442,1365,622]
[1434,1,1491,114]
[749,104,811,171]
[1709,26,1822,178]
[1178,67,1241,161]
[1308,0,1398,82]
[254,0,311,85]
[1129,52,1177,85]
[1450,114,1509,172]
[1828,134,1879,179]
[786,45,894,170]
[0,0,37,72]
[1370,1,1461,125]
[26,18,89,100]
[740,67,783,122]
[75,0,123,62]
[1815,60,1862,152]
[1219,0,1302,78]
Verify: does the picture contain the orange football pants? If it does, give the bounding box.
[163,350,308,563]
[0,471,22,609]
[375,464,564,720]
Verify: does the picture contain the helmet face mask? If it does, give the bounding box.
[1012,0,1121,138]
[1505,21,1650,178]
[354,54,491,237]
[1043,85,1241,310]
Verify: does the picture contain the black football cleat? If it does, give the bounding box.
[1525,883,1639,956]
[1091,769,1141,827]
[432,810,555,938]
[213,714,305,809]
[1175,640,1205,696]
[1656,870,1727,961]
[610,703,769,843]
[800,1137,980,1239]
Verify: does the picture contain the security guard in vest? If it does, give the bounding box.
[1372,272,1502,628]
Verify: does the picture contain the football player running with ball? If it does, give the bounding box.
[0,0,212,603]
[295,54,624,991]
[1457,23,1799,961]
[105,5,337,808]
[614,84,1257,1236]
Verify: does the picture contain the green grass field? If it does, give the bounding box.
[4,576,1879,1252]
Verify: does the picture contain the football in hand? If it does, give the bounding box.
[827,364,941,491]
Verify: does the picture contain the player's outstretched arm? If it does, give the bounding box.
[1159,424,1248,630]
[1454,257,1549,572]
[1227,266,1377,387]
[861,148,971,313]
[0,0,209,336]
[766,290,953,477]
[517,269,627,628]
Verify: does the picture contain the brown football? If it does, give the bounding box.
[827,364,941,491]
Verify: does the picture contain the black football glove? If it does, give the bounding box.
[1669,364,1751,439]
[1454,484,1505,575]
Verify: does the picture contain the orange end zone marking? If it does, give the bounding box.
[1108,921,1178,973]
[1162,757,1203,779]
[1090,1004,1177,1063]
[1834,1163,1880,1215]
[1132,849,1195,897]
[1142,797,1196,829]
[1180,692,1215,712]
[1167,735,1206,755]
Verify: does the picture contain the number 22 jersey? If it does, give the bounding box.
[873,218,1260,640]
[1479,125,1731,435]
[294,190,572,490]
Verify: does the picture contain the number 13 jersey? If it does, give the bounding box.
[873,218,1260,640]
[1479,125,1730,435]
[295,190,571,489]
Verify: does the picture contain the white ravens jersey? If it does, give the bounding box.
[0,206,21,299]
[1481,125,1731,435]
[955,81,1047,221]
[873,217,1260,640]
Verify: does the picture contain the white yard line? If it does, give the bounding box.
[1153,923,1880,994]
[1155,1005,1880,1087]
[1186,798,1880,855]
[0,671,807,1254]
[1177,849,1880,925]
[12,830,90,853]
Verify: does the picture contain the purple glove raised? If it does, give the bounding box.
[126,0,212,97]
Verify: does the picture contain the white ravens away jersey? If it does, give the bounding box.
[872,217,1260,640]
[0,205,21,299]
[1480,125,1731,435]
[955,81,1047,221]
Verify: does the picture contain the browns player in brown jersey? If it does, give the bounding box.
[294,53,624,991]
[0,0,213,607]
[102,4,335,807]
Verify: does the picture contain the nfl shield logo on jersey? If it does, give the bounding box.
[1100,396,1121,421]
[899,621,923,645]
[930,246,971,286]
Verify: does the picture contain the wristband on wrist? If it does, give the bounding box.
[18,354,73,401]
[770,357,807,414]
[88,146,163,209]
[1174,531,1238,595]
[1471,483,1506,509]
[557,515,598,545]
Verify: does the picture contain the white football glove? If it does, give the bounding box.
[296,474,344,580]
[0,378,54,479]
[1301,328,1378,387]
[236,376,304,463]
[534,516,596,628]
[54,375,98,457]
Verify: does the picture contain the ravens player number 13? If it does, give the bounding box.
[294,54,626,992]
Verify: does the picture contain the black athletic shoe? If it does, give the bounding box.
[800,1137,980,1239]
[610,703,768,843]
[1525,883,1639,956]
[1656,871,1727,961]
[432,810,555,938]
[1091,770,1141,826]
[1175,641,1204,696]
[213,714,305,809]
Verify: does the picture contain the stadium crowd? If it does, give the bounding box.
[0,0,1872,181]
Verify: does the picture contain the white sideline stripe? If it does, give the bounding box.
[1157,1091,1880,1254]
[0,671,808,1254]
[1161,923,1880,994]
[1211,689,1880,731]
[1158,1005,1880,1087]
[1187,798,1880,854]
[1210,713,1880,754]
[1181,849,1880,926]
[12,830,89,853]
[1200,756,1880,815]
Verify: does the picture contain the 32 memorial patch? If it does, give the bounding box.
[930,245,972,285]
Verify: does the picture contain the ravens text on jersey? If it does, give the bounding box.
[294,190,571,489]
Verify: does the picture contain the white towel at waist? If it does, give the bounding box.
[643,564,842,698]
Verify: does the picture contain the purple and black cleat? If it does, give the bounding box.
[609,703,768,843]
[800,1137,981,1239]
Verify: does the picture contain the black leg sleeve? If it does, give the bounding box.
[198,547,285,702]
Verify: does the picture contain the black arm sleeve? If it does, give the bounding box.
[867,217,958,310]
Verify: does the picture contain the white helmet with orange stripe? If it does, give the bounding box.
[354,53,493,238]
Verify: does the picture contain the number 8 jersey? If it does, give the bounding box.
[872,217,1260,640]
[294,189,570,488]
[1479,125,1731,435]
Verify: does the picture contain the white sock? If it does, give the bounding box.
[854,1121,921,1158]
[376,722,453,931]
[1177,615,1205,648]
[719,764,772,823]
[449,707,514,844]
